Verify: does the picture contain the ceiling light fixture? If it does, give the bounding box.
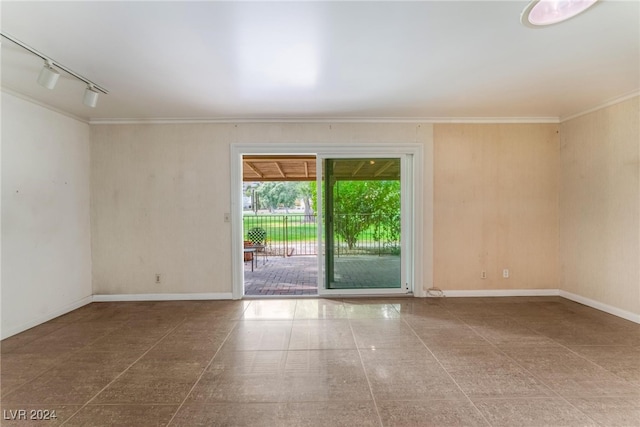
[37,60,60,90]
[521,0,599,27]
[1,32,108,107]
[83,85,100,108]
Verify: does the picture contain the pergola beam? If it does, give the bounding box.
[274,162,286,178]
[374,161,395,177]
[244,162,263,178]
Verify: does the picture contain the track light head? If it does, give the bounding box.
[37,61,60,89]
[83,85,99,108]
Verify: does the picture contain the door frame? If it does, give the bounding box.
[230,142,425,299]
[317,153,412,296]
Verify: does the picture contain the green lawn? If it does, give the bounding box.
[242,214,391,245]
[243,215,317,243]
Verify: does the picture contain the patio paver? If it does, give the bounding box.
[244,255,401,296]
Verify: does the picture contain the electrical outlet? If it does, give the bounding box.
[481,271,487,279]
[155,274,161,284]
[503,269,509,278]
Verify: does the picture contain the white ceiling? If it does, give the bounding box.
[1,1,638,122]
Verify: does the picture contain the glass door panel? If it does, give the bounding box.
[324,158,402,290]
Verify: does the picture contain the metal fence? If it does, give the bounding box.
[242,214,400,257]
[243,214,318,256]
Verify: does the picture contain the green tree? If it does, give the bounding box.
[333,180,400,249]
[256,182,299,213]
[370,180,401,250]
[297,182,315,221]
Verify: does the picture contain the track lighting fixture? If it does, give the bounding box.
[1,32,108,107]
[37,61,60,90]
[83,85,100,108]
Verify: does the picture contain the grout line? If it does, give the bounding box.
[1,320,127,401]
[165,302,265,426]
[452,307,602,426]
[347,315,384,427]
[399,311,493,427]
[60,317,190,426]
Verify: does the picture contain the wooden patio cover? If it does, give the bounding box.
[242,156,400,182]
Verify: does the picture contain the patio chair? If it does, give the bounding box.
[247,227,268,265]
[243,240,254,262]
[243,240,257,271]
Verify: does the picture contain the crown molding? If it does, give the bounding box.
[6,84,636,126]
[1,87,89,124]
[560,90,640,122]
[88,116,559,125]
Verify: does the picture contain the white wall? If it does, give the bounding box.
[90,122,434,297]
[559,97,640,319]
[4,92,636,337]
[1,92,92,338]
[434,124,560,291]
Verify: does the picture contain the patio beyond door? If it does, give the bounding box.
[319,156,409,294]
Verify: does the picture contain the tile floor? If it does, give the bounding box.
[1,297,639,426]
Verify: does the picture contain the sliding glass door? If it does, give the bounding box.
[318,156,410,294]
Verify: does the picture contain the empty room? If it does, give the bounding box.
[1,1,639,426]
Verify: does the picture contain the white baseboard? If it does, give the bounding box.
[442,289,560,297]
[1,295,93,340]
[559,290,640,324]
[92,293,233,302]
[434,288,639,324]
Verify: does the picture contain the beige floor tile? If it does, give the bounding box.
[402,312,467,330]
[276,401,380,426]
[288,319,356,350]
[464,317,557,346]
[567,397,640,427]
[294,299,349,319]
[430,345,514,370]
[350,318,425,349]
[377,400,489,426]
[173,401,380,427]
[174,317,238,333]
[82,329,167,353]
[224,320,293,350]
[187,370,285,403]
[92,353,208,404]
[1,323,68,354]
[1,298,638,426]
[151,330,229,354]
[8,323,118,355]
[538,376,640,398]
[171,402,281,426]
[569,345,640,384]
[474,398,598,426]
[209,349,288,373]
[445,365,555,399]
[3,373,115,405]
[413,325,492,350]
[501,345,640,397]
[92,376,198,405]
[242,299,298,320]
[342,300,401,319]
[64,404,177,426]
[188,350,287,403]
[280,349,371,402]
[360,348,466,401]
[1,353,66,392]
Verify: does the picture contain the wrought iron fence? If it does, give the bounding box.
[333,213,401,257]
[242,214,400,257]
[243,214,318,256]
